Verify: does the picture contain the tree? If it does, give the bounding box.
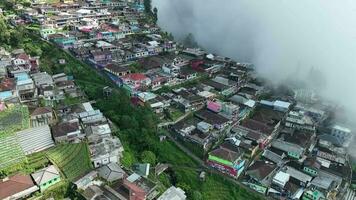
[144,0,152,14]
[140,150,156,165]
[192,191,203,200]
[0,17,11,45]
[121,151,135,168]
[153,7,158,24]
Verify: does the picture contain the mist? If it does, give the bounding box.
[153,0,356,126]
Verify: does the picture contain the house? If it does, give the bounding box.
[195,109,230,129]
[16,125,55,155]
[89,50,112,66]
[260,100,291,112]
[303,157,321,177]
[40,27,57,39]
[262,148,286,166]
[283,166,312,187]
[302,189,325,200]
[73,171,98,190]
[245,160,277,191]
[330,125,352,146]
[52,73,68,83]
[203,78,237,97]
[89,136,124,168]
[16,74,37,102]
[271,139,304,159]
[207,142,245,178]
[105,64,131,77]
[30,107,54,127]
[179,66,197,80]
[49,34,76,49]
[98,162,125,182]
[272,171,290,189]
[31,165,61,191]
[0,174,39,200]
[12,53,30,68]
[157,186,186,200]
[162,63,180,77]
[133,163,151,178]
[211,76,238,96]
[285,110,316,132]
[111,173,159,200]
[87,123,112,137]
[31,72,54,88]
[122,73,151,93]
[51,120,83,143]
[0,78,16,100]
[82,185,105,200]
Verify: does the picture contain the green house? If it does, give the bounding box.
[40,28,56,39]
[31,165,61,191]
[303,157,321,177]
[302,189,325,200]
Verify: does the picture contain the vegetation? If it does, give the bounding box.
[46,143,92,181]
[0,21,263,199]
[0,105,29,136]
[143,0,158,24]
[140,150,157,165]
[0,106,29,171]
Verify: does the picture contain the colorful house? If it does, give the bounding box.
[122,73,151,93]
[302,189,325,200]
[89,51,112,67]
[303,157,321,177]
[40,27,56,39]
[207,142,245,178]
[31,165,61,191]
[49,35,76,49]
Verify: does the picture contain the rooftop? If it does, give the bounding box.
[0,174,38,199]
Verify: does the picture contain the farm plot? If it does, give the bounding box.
[0,106,29,136]
[46,143,93,181]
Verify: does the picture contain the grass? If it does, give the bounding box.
[170,107,185,121]
[46,143,93,181]
[154,140,262,200]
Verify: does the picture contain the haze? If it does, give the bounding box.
[153,0,356,125]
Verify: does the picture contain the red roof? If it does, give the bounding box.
[16,53,30,61]
[0,78,16,91]
[123,73,148,81]
[123,180,146,200]
[0,174,36,199]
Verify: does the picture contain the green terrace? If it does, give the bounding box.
[0,105,29,137]
[46,143,93,181]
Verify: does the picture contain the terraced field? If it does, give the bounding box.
[46,143,93,181]
[0,106,29,136]
[26,151,51,171]
[0,134,26,170]
[0,106,29,170]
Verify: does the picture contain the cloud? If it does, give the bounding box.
[153,0,356,123]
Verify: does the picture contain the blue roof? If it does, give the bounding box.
[0,91,12,100]
[15,72,30,82]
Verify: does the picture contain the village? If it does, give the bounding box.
[0,0,355,200]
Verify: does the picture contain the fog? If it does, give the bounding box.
[153,0,356,126]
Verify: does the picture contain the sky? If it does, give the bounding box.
[153,0,356,126]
